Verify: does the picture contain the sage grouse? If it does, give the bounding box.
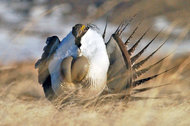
[35,21,175,100]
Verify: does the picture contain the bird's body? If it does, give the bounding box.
[36,25,109,99]
[36,21,175,100]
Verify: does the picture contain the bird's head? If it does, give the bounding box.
[72,23,108,66]
[72,24,89,48]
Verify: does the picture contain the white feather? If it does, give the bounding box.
[80,28,110,94]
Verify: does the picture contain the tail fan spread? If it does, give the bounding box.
[128,27,151,56]
[107,21,175,92]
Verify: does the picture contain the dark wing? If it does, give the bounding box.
[106,21,175,92]
[35,36,60,84]
[35,36,60,100]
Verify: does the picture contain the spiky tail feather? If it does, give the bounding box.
[132,37,170,70]
[133,65,178,87]
[106,20,175,91]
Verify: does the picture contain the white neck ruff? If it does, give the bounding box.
[80,29,110,92]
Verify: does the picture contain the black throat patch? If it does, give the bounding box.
[72,24,89,48]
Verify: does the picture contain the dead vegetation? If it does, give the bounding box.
[0,54,190,126]
[0,0,190,125]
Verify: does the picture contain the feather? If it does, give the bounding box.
[133,53,172,80]
[113,34,131,69]
[48,32,78,93]
[131,30,161,64]
[128,27,151,56]
[102,17,108,40]
[35,36,60,69]
[125,23,140,45]
[133,65,178,87]
[132,83,172,94]
[35,36,60,84]
[115,16,135,36]
[133,37,169,70]
[115,21,124,35]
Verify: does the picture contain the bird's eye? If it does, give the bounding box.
[72,24,88,48]
[72,24,82,38]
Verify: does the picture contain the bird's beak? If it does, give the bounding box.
[80,25,86,33]
[76,25,86,38]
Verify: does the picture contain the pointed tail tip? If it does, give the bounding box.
[133,65,179,87]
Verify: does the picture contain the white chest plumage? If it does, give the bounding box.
[80,29,110,93]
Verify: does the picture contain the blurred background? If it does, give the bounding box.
[0,0,190,65]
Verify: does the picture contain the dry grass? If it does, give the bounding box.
[0,55,190,126]
[1,0,190,125]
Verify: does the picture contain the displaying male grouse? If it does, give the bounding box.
[35,21,175,100]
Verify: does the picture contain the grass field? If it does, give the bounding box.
[0,0,190,125]
[0,54,190,126]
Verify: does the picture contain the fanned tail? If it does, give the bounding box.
[131,30,162,64]
[132,37,169,70]
[125,23,141,45]
[128,27,151,56]
[106,20,175,92]
[132,53,173,80]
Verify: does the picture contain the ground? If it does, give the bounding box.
[0,55,190,126]
[0,0,190,125]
